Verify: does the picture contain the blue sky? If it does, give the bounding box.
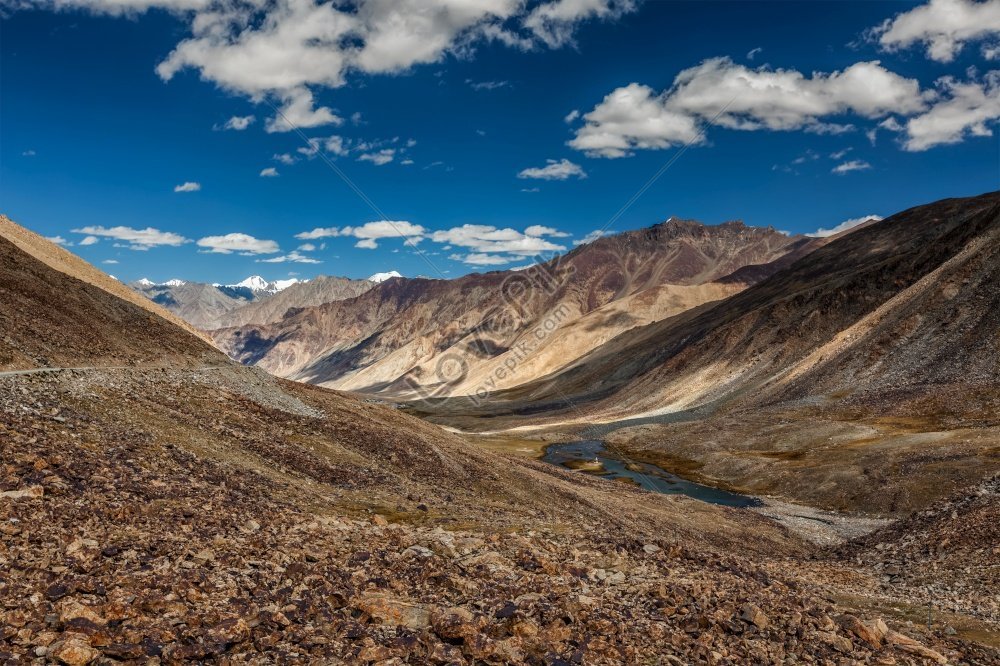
[2,0,999,283]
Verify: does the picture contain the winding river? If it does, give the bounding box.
[542,438,761,508]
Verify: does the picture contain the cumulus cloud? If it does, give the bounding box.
[564,109,580,123]
[174,181,201,192]
[196,233,280,255]
[78,235,100,246]
[218,114,254,130]
[870,0,1000,63]
[259,167,280,177]
[72,225,189,250]
[570,58,927,157]
[808,214,883,238]
[46,235,70,246]
[517,158,587,180]
[429,224,567,257]
[257,250,321,264]
[295,227,341,240]
[295,221,425,248]
[831,159,872,174]
[901,72,1000,150]
[524,0,637,48]
[524,224,570,237]
[102,259,120,264]
[358,148,395,165]
[266,88,343,132]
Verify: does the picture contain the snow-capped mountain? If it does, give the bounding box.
[367,271,402,283]
[134,277,186,287]
[226,275,301,295]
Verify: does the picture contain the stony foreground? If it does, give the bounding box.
[2,367,996,665]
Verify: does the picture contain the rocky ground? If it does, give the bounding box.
[2,367,992,664]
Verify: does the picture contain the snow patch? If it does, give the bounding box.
[368,270,402,283]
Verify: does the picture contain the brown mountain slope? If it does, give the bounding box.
[0,215,210,347]
[212,275,375,329]
[213,220,819,398]
[0,219,217,371]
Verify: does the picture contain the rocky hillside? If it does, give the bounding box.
[213,220,819,398]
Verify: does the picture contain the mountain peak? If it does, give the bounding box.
[232,275,270,291]
[368,270,402,283]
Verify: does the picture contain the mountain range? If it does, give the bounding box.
[1,199,997,662]
[127,272,388,329]
[210,219,823,397]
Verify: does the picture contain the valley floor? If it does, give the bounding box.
[2,366,997,664]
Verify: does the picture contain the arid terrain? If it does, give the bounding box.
[2,198,998,664]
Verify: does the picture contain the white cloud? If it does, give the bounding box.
[257,250,321,264]
[344,220,425,247]
[218,114,254,131]
[22,149,36,156]
[870,0,1000,63]
[296,220,424,247]
[521,187,540,192]
[78,235,100,246]
[266,88,343,133]
[808,214,883,238]
[525,224,570,237]
[297,242,317,251]
[831,159,872,174]
[196,233,280,255]
[72,225,189,250]
[429,224,566,256]
[295,227,341,240]
[573,229,607,245]
[358,148,395,165]
[901,72,1000,150]
[174,181,201,192]
[746,46,762,60]
[324,135,349,156]
[259,167,280,177]
[524,0,637,48]
[830,148,852,160]
[563,109,580,123]
[569,82,701,158]
[517,157,587,180]
[46,235,70,246]
[102,259,120,264]
[570,58,927,157]
[273,153,297,165]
